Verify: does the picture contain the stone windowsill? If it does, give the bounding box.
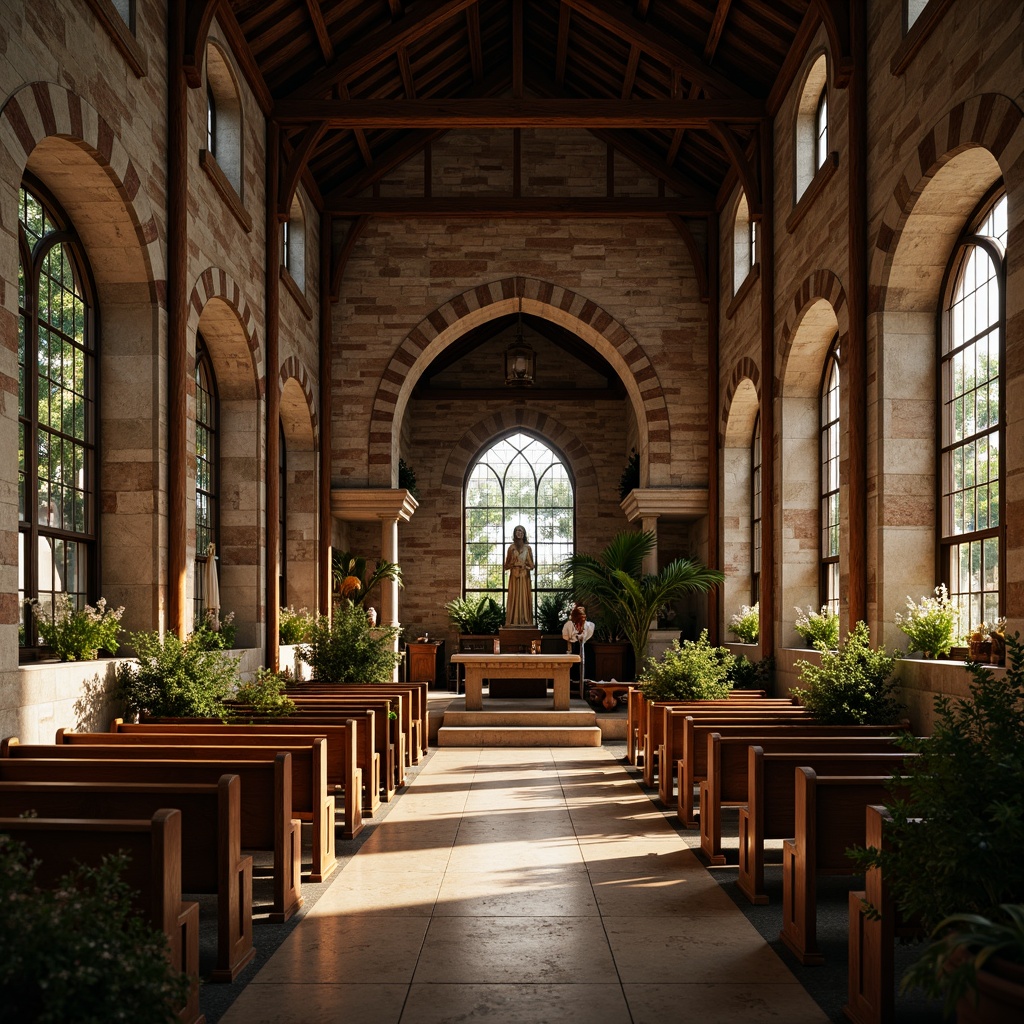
[280,265,313,320]
[786,151,840,234]
[199,149,253,233]
[82,0,147,78]
[725,263,760,320]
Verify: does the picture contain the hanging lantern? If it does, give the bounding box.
[504,315,535,387]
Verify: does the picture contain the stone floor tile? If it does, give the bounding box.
[434,868,599,916]
[621,982,830,1023]
[218,983,408,1024]
[399,984,632,1024]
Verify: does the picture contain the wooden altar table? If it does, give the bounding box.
[449,654,580,711]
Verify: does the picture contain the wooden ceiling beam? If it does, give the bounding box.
[326,129,450,201]
[305,0,334,64]
[703,0,733,63]
[398,47,417,98]
[214,3,273,115]
[634,0,650,18]
[589,127,711,202]
[279,122,328,217]
[560,0,751,99]
[387,0,405,16]
[274,97,764,127]
[767,3,822,116]
[181,0,218,88]
[339,84,374,167]
[291,0,479,98]
[815,0,854,87]
[621,44,640,101]
[512,0,524,98]
[554,5,571,88]
[709,120,760,213]
[466,4,483,82]
[326,196,711,216]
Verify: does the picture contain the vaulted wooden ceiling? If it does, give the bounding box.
[224,0,814,215]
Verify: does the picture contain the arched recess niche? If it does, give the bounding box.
[280,365,318,614]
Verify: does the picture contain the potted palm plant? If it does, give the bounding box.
[561,530,723,676]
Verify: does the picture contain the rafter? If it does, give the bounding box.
[212,2,274,115]
[339,84,374,167]
[621,44,640,101]
[709,121,760,213]
[326,196,710,217]
[326,129,450,201]
[387,0,404,16]
[555,5,571,88]
[181,0,218,88]
[560,0,750,99]
[512,0,524,99]
[703,0,733,62]
[291,0,478,99]
[274,98,765,127]
[588,126,711,202]
[305,0,334,64]
[634,0,650,17]
[466,4,483,82]
[398,47,417,98]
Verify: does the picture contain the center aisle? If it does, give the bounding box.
[220,747,829,1024]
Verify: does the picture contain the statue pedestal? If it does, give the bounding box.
[494,626,545,697]
[498,626,541,654]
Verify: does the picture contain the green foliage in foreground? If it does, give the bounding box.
[638,630,734,702]
[299,601,403,683]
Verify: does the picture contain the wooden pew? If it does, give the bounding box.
[737,746,912,907]
[109,719,364,840]
[43,733,338,883]
[655,705,809,800]
[781,768,907,965]
[678,720,907,829]
[0,809,202,1024]
[844,804,922,1024]
[0,750,302,922]
[699,733,907,864]
[0,775,254,982]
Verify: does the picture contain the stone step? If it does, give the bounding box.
[442,709,597,728]
[437,725,603,747]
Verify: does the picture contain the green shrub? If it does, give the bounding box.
[792,620,903,724]
[278,605,313,645]
[299,601,403,683]
[638,630,734,701]
[0,835,189,1023]
[234,667,296,715]
[794,604,840,649]
[894,584,959,658]
[728,602,759,644]
[115,630,240,720]
[30,593,123,661]
[729,654,774,691]
[444,594,505,634]
[189,610,236,651]
[618,447,640,501]
[851,634,1024,1008]
[536,591,574,635]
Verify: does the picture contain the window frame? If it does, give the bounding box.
[819,339,841,616]
[194,337,220,625]
[815,86,828,172]
[17,177,100,654]
[751,412,762,606]
[279,421,287,607]
[937,188,1006,637]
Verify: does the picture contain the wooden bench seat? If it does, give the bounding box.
[677,720,907,829]
[781,769,909,965]
[699,732,908,864]
[37,733,337,884]
[736,746,913,907]
[0,749,302,922]
[0,808,202,1024]
[109,720,364,840]
[0,775,254,982]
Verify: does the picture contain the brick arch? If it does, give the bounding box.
[368,277,670,487]
[279,356,319,438]
[187,267,265,393]
[870,93,1024,304]
[721,357,761,445]
[0,81,164,292]
[441,409,601,508]
[778,269,848,394]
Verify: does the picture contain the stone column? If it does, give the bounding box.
[381,513,400,628]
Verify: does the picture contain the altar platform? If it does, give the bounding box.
[436,694,603,747]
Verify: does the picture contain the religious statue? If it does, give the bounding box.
[503,524,535,625]
[562,603,595,688]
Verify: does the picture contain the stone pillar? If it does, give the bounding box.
[641,515,660,575]
[381,514,400,628]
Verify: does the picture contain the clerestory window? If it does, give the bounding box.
[820,341,841,616]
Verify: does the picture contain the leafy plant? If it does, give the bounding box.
[332,551,402,607]
[792,621,903,725]
[0,835,189,1023]
[637,630,734,701]
[115,630,240,720]
[444,594,505,635]
[29,593,123,661]
[729,654,774,691]
[189,610,236,651]
[794,604,840,649]
[618,446,640,501]
[299,601,403,683]
[562,530,723,667]
[852,634,1024,946]
[234,667,296,715]
[278,605,313,645]
[902,904,1024,1015]
[728,602,760,644]
[398,458,420,501]
[895,584,959,659]
[536,591,574,635]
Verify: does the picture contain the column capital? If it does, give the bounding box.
[331,488,419,522]
[620,487,709,522]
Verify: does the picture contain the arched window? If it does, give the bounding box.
[820,341,841,615]
[17,182,97,649]
[815,86,828,172]
[940,192,1006,636]
[733,191,754,293]
[194,339,218,623]
[279,422,287,605]
[464,432,574,620]
[751,413,762,604]
[283,195,306,291]
[205,42,243,194]
[796,53,829,199]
